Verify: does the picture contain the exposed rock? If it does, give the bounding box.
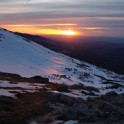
[100,101,124,118]
[0,96,14,111]
[81,90,98,96]
[48,102,68,114]
[30,76,49,83]
[0,72,21,80]
[62,98,97,122]
[47,93,74,106]
[57,86,70,93]
[105,91,118,96]
[0,71,124,124]
[89,106,104,117]
[84,86,99,93]
[15,93,23,98]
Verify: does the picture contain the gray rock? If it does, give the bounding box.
[105,91,118,96]
[100,101,124,118]
[48,103,68,114]
[57,86,70,93]
[84,86,99,93]
[89,106,104,117]
[30,76,49,83]
[63,98,97,122]
[47,93,74,106]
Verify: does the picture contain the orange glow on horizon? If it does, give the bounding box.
[3,25,79,36]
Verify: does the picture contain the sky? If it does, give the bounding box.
[0,0,124,37]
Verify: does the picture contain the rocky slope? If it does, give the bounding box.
[0,72,124,124]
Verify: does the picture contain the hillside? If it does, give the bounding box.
[15,32,124,74]
[0,28,124,123]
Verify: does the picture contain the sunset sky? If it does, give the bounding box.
[0,0,124,37]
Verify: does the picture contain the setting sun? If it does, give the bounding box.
[60,30,77,36]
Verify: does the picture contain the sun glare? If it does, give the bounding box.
[4,25,79,36]
[60,30,76,36]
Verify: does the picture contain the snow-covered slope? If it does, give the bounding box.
[0,28,124,96]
